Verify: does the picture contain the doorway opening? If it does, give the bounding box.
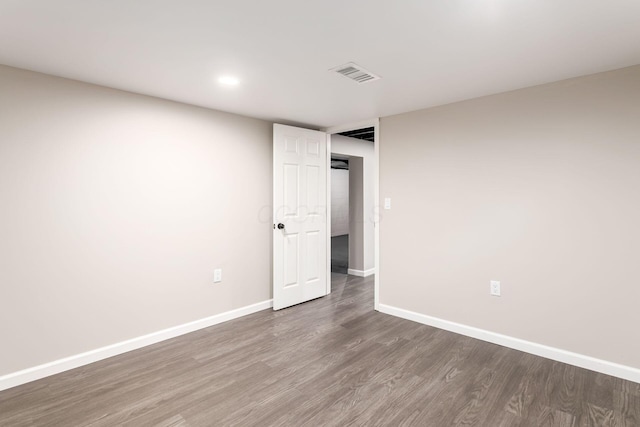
[328,125,376,287]
[272,120,379,311]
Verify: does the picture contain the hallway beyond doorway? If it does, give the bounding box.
[331,235,348,274]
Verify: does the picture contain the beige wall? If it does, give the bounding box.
[348,157,365,272]
[0,65,273,376]
[380,65,640,369]
[330,168,349,237]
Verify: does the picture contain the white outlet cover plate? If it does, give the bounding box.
[490,280,501,296]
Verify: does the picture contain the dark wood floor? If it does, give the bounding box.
[1,274,639,426]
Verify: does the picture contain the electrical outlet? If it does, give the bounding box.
[384,197,391,210]
[214,268,222,283]
[490,280,501,297]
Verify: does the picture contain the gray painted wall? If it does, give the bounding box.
[330,168,349,237]
[0,65,273,376]
[379,65,640,369]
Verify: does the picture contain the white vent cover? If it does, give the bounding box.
[330,62,381,84]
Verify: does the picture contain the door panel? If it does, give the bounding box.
[283,233,298,287]
[283,164,299,217]
[273,124,327,310]
[306,165,320,210]
[306,231,320,281]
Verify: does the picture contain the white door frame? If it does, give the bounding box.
[324,118,380,311]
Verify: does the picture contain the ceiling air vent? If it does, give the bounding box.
[330,62,380,84]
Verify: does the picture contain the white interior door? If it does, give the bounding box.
[273,124,328,310]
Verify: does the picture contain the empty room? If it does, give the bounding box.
[1,1,639,426]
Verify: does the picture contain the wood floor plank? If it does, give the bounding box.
[578,403,615,427]
[551,362,587,415]
[503,353,557,423]
[538,406,577,427]
[1,273,638,426]
[613,389,640,427]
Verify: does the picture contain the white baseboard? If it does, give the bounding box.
[347,268,375,277]
[0,299,273,392]
[378,304,640,384]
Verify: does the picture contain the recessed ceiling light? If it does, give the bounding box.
[218,75,240,86]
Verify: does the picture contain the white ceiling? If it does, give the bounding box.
[1,1,639,128]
